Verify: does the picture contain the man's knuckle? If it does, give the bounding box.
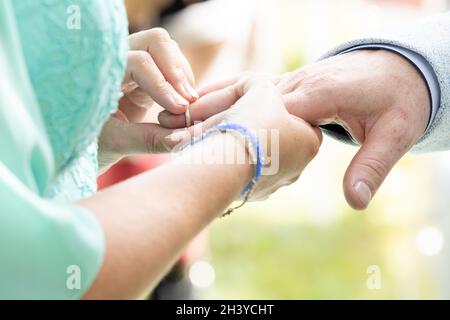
[358,156,389,181]
[297,88,318,108]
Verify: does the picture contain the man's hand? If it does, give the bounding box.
[277,50,430,209]
[160,50,430,210]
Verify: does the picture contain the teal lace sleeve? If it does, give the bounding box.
[12,0,129,200]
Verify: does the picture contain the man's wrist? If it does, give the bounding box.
[340,44,439,135]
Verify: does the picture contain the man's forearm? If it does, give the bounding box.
[81,133,252,299]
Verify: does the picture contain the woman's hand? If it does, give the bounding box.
[83,78,321,298]
[160,76,322,200]
[98,28,198,170]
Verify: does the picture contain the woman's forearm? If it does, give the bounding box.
[81,133,252,299]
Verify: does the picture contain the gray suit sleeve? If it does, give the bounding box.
[320,12,450,153]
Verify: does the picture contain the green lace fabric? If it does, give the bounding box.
[12,0,128,200]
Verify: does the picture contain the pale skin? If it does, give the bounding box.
[80,29,321,299]
[97,28,198,171]
[162,50,430,210]
[82,133,253,298]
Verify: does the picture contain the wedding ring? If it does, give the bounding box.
[184,106,192,127]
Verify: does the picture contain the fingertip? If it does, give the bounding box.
[343,179,372,211]
[158,110,186,129]
[158,110,174,128]
[158,110,169,125]
[173,80,199,103]
[167,91,189,114]
[183,82,199,102]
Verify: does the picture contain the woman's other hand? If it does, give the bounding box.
[98,28,198,170]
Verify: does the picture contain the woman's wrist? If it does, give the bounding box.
[82,130,255,298]
[175,131,254,198]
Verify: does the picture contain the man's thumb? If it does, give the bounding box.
[343,126,411,210]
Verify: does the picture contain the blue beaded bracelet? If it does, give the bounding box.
[183,122,264,216]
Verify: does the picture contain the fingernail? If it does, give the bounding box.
[165,130,191,144]
[171,91,189,107]
[183,82,199,100]
[353,181,372,208]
